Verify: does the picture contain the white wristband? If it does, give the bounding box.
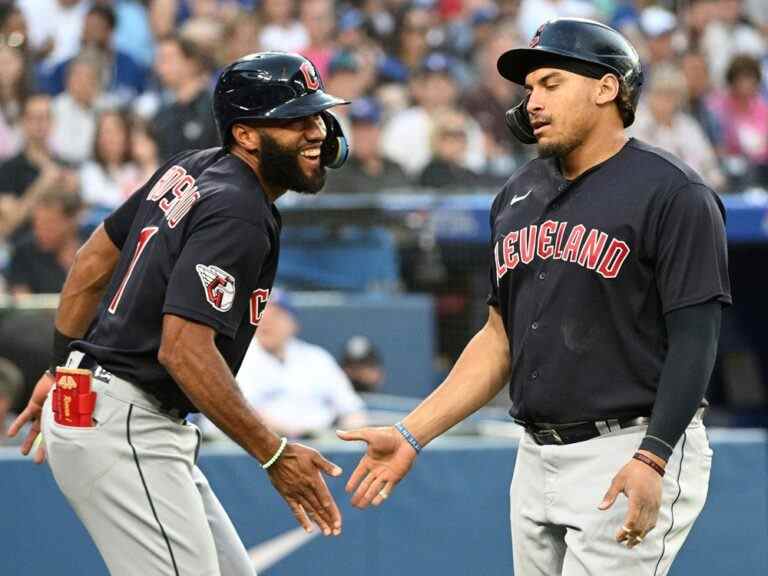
[262,437,288,470]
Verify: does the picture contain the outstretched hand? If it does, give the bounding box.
[8,371,53,464]
[336,426,418,509]
[598,451,665,548]
[267,442,343,536]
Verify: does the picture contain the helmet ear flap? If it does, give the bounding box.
[505,96,537,144]
[320,111,349,169]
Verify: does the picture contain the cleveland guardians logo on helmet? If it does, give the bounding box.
[529,24,544,48]
[300,61,320,91]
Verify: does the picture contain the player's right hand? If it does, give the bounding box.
[8,371,54,464]
[267,443,343,537]
[336,426,417,509]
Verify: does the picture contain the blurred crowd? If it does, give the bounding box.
[0,0,767,430]
[0,0,767,295]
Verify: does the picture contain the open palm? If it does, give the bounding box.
[337,426,418,508]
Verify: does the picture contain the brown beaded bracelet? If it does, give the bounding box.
[633,452,665,477]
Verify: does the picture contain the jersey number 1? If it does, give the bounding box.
[108,227,159,314]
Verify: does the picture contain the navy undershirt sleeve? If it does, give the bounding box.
[639,300,721,461]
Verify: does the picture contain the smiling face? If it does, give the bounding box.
[234,114,329,194]
[524,67,619,158]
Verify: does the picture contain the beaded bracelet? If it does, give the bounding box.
[395,421,422,454]
[262,437,288,470]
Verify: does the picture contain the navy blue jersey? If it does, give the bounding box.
[75,148,281,413]
[488,138,731,423]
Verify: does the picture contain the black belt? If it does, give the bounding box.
[515,415,651,446]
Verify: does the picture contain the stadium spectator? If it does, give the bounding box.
[325,97,409,194]
[638,5,679,70]
[462,29,531,178]
[79,108,139,209]
[681,50,723,147]
[701,0,765,87]
[517,0,597,39]
[392,4,436,76]
[681,0,716,49]
[210,290,366,439]
[50,50,104,165]
[129,118,160,187]
[300,0,335,78]
[150,34,219,160]
[324,50,372,112]
[0,94,77,215]
[708,54,768,188]
[219,8,261,65]
[258,0,307,52]
[631,64,725,191]
[179,14,226,69]
[341,335,385,394]
[0,43,31,161]
[382,52,485,176]
[335,7,367,51]
[110,0,155,68]
[0,1,29,53]
[45,4,149,103]
[357,0,395,42]
[0,357,24,446]
[419,107,484,189]
[6,186,82,295]
[18,0,89,73]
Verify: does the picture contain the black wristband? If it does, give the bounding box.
[50,328,77,373]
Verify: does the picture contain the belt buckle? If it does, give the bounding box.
[534,428,564,445]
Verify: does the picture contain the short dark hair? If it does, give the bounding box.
[616,80,635,126]
[726,54,762,86]
[87,4,116,30]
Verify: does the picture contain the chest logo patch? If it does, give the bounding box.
[196,264,236,312]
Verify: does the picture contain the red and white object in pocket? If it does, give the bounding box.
[52,367,97,427]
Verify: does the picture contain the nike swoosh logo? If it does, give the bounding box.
[248,527,320,571]
[510,188,533,206]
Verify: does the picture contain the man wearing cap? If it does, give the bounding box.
[341,335,385,393]
[325,98,410,194]
[10,52,351,575]
[339,19,729,576]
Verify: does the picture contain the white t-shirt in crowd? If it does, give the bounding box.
[79,161,141,209]
[381,106,486,177]
[235,338,365,437]
[19,0,89,71]
[50,93,97,165]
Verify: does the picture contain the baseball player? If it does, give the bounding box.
[9,52,350,575]
[338,19,731,576]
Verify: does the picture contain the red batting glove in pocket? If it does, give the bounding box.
[52,367,97,427]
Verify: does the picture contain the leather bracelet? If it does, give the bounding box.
[262,437,288,470]
[633,452,665,477]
